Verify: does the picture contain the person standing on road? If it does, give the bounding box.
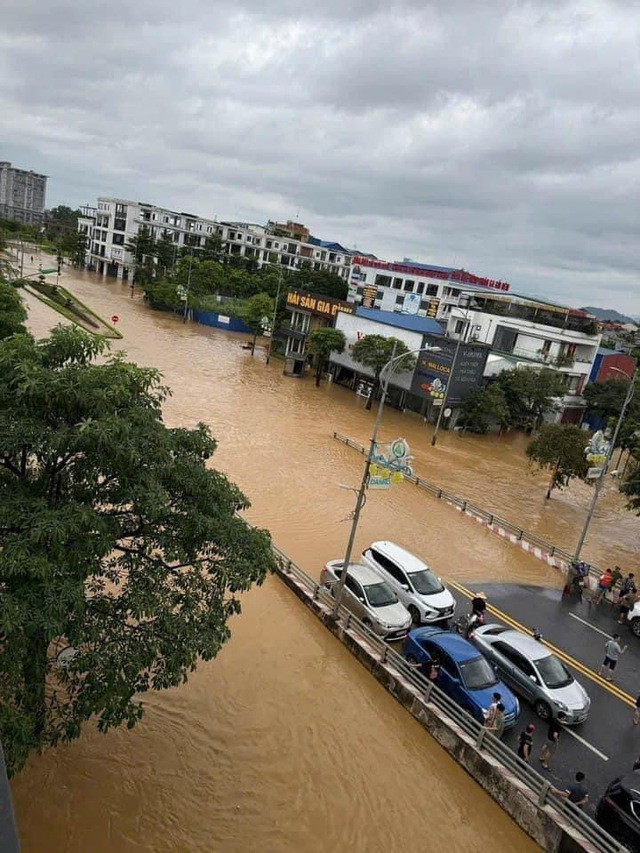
[553,772,589,809]
[621,573,636,597]
[517,723,535,762]
[484,692,502,729]
[593,568,613,606]
[599,634,628,681]
[538,712,566,769]
[488,703,506,739]
[618,589,637,624]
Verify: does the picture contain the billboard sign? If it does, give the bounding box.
[411,336,489,405]
[286,288,354,318]
[401,292,420,315]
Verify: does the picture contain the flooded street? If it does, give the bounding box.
[11,265,638,851]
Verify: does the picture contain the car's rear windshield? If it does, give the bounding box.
[459,656,498,690]
[364,581,398,608]
[534,655,573,689]
[407,569,444,595]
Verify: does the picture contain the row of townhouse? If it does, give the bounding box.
[77,198,353,281]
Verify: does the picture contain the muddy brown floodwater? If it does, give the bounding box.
[11,262,638,851]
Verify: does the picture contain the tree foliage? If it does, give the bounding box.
[0,282,28,339]
[458,383,510,434]
[526,424,589,498]
[351,335,416,410]
[307,327,346,387]
[0,326,277,775]
[239,292,273,355]
[583,378,639,422]
[494,366,567,431]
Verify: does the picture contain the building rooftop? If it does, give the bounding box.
[355,306,444,336]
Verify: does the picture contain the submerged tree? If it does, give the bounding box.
[239,292,273,356]
[0,326,277,775]
[351,335,415,410]
[307,327,346,387]
[526,423,589,499]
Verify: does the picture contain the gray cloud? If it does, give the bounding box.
[1,0,639,312]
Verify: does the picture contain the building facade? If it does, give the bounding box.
[78,198,353,280]
[348,256,511,325]
[445,293,601,423]
[0,161,47,225]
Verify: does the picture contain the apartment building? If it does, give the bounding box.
[445,292,601,424]
[78,198,353,280]
[0,161,47,225]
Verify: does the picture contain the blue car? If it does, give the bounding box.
[402,627,520,729]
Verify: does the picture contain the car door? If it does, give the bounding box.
[344,574,367,621]
[425,644,467,706]
[368,549,411,608]
[494,643,538,700]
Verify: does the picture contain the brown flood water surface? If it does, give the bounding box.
[12,265,636,851]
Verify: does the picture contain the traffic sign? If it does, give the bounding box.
[111,315,119,324]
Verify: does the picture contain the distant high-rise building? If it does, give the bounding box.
[0,161,47,225]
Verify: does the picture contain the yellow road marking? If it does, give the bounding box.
[448,579,635,708]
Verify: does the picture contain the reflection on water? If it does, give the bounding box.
[13,265,634,851]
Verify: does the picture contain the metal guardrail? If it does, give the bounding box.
[333,432,605,582]
[266,541,627,852]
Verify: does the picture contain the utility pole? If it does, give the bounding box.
[266,266,283,365]
[182,248,194,324]
[574,367,637,560]
[332,344,441,616]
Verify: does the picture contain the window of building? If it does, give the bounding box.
[112,233,125,245]
[403,280,414,292]
[396,295,404,305]
[393,277,403,289]
[426,284,438,296]
[375,274,392,288]
[416,282,425,295]
[113,218,126,232]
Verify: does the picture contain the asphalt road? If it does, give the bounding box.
[442,581,640,816]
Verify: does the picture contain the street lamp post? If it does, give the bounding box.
[332,344,441,616]
[431,294,473,446]
[574,366,637,560]
[265,266,283,366]
[182,248,194,324]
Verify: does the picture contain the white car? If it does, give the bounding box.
[361,541,456,626]
[320,560,412,640]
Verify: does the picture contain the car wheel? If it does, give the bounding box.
[534,700,552,721]
[408,606,421,626]
[630,618,640,638]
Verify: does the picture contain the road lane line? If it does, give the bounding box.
[562,727,609,761]
[568,613,614,640]
[448,580,635,707]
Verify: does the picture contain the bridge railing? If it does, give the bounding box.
[266,537,626,853]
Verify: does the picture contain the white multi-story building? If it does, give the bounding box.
[0,161,47,225]
[348,256,511,325]
[78,198,353,281]
[446,292,601,423]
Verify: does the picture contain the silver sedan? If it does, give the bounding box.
[471,624,590,724]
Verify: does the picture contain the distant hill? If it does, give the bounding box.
[581,307,637,325]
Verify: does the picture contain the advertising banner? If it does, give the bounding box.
[411,336,489,405]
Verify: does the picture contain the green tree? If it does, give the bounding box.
[583,377,639,422]
[297,268,348,300]
[239,292,273,356]
[125,226,156,286]
[201,233,225,262]
[621,453,640,512]
[155,233,177,275]
[307,327,346,387]
[0,326,276,776]
[0,282,27,339]
[457,383,510,434]
[495,366,566,431]
[526,424,589,499]
[351,335,415,411]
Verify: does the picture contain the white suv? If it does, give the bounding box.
[361,541,456,626]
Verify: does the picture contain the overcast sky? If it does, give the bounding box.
[2,0,638,313]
